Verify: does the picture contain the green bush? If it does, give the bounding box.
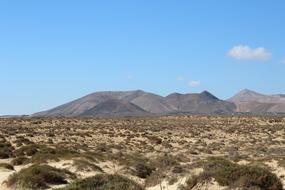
[13,145,38,157]
[134,163,155,178]
[0,163,14,170]
[6,164,76,189]
[19,145,79,164]
[206,157,282,189]
[181,157,283,190]
[11,156,29,166]
[29,152,60,163]
[58,174,144,190]
[72,159,103,172]
[145,154,181,187]
[0,142,14,159]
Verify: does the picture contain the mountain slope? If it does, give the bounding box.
[166,91,236,114]
[228,89,285,103]
[228,89,285,113]
[33,91,138,117]
[33,89,285,117]
[128,92,176,114]
[81,99,149,117]
[33,90,175,117]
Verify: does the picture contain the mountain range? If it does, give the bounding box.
[32,89,285,117]
[228,89,285,113]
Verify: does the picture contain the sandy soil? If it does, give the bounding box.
[0,115,284,189]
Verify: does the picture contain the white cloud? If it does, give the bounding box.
[189,80,200,87]
[228,45,272,61]
[281,59,285,64]
[176,76,184,81]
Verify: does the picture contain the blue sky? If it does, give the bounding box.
[0,0,285,115]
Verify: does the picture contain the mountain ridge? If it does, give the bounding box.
[32,89,285,117]
[228,89,285,113]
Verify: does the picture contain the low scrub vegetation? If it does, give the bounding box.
[72,159,103,172]
[0,116,284,190]
[15,145,80,164]
[14,145,38,157]
[145,154,184,187]
[181,157,283,190]
[5,164,76,189]
[134,162,155,179]
[58,174,144,190]
[0,142,14,159]
[11,156,29,166]
[0,163,14,170]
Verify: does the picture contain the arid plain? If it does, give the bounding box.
[0,115,284,190]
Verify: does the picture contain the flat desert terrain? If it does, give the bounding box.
[0,115,284,190]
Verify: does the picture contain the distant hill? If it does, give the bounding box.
[165,91,236,114]
[80,99,149,117]
[33,90,175,117]
[228,89,285,113]
[0,115,28,118]
[32,89,285,117]
[32,90,236,117]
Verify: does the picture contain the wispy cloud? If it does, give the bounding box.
[176,76,184,81]
[127,75,134,80]
[281,59,285,64]
[228,45,271,61]
[189,80,201,87]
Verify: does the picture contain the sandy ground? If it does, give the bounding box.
[0,169,13,190]
[0,116,284,189]
[147,177,187,190]
[0,165,29,190]
[265,160,285,186]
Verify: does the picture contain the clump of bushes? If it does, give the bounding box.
[14,145,38,157]
[13,137,34,147]
[0,163,14,170]
[145,154,182,187]
[58,174,144,190]
[14,145,80,164]
[181,157,283,190]
[0,142,14,159]
[148,136,162,144]
[134,163,155,178]
[11,156,29,166]
[29,151,60,164]
[5,164,76,189]
[72,159,103,172]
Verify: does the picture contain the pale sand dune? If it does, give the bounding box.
[147,177,186,190]
[0,169,14,190]
[265,160,285,186]
[146,178,226,190]
[192,178,226,190]
[0,165,31,190]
